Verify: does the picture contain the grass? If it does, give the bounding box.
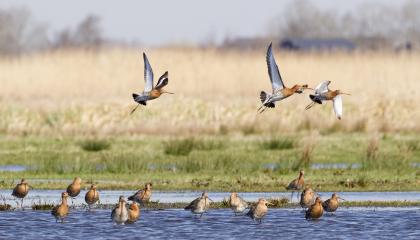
[79,139,111,152]
[260,137,295,150]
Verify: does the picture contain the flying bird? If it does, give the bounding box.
[258,43,312,113]
[131,53,173,114]
[305,80,350,120]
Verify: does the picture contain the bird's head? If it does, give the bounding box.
[73,177,82,184]
[299,170,305,176]
[145,183,152,190]
[293,84,313,94]
[258,198,272,206]
[90,184,97,190]
[335,90,351,96]
[62,192,69,198]
[118,195,126,203]
[21,178,28,184]
[315,197,322,204]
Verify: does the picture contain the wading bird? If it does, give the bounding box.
[322,193,344,213]
[51,192,69,223]
[12,178,30,209]
[130,53,173,114]
[300,187,316,210]
[66,177,82,204]
[111,196,128,225]
[258,43,312,113]
[184,191,212,217]
[128,183,152,205]
[285,170,305,201]
[126,202,140,224]
[229,192,249,215]
[305,80,350,120]
[246,198,271,224]
[85,184,99,210]
[305,197,324,220]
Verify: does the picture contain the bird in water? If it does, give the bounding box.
[246,198,271,224]
[322,193,345,213]
[85,184,99,210]
[305,197,324,220]
[126,201,140,224]
[130,52,173,114]
[51,192,69,223]
[285,170,305,201]
[111,196,128,225]
[184,191,212,217]
[258,43,312,113]
[300,187,316,210]
[128,183,152,206]
[66,177,82,205]
[12,178,30,209]
[229,192,249,215]
[305,80,350,120]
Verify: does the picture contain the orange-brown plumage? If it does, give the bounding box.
[52,192,69,223]
[300,187,315,209]
[126,202,140,224]
[322,193,341,212]
[286,170,305,191]
[66,177,82,198]
[12,178,29,199]
[128,183,152,204]
[305,197,324,220]
[85,184,99,207]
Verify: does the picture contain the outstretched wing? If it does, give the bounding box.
[143,53,154,92]
[266,43,285,92]
[333,95,343,120]
[314,80,331,95]
[155,71,168,89]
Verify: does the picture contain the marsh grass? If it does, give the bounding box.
[260,137,295,150]
[0,195,12,211]
[292,139,316,171]
[164,138,225,156]
[363,137,380,169]
[79,139,111,152]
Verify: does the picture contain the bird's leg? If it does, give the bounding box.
[130,103,140,114]
[305,102,315,110]
[21,198,24,210]
[290,192,294,202]
[200,213,203,218]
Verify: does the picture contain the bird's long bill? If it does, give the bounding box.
[341,92,351,95]
[266,202,274,206]
[208,198,214,202]
[339,197,346,201]
[162,90,174,94]
[305,87,315,90]
[305,102,316,110]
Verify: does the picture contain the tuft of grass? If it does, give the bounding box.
[0,195,11,211]
[268,197,289,207]
[260,137,295,150]
[31,199,55,210]
[363,137,379,169]
[293,139,316,171]
[164,138,195,156]
[79,139,111,152]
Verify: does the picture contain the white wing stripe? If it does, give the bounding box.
[143,53,154,92]
[333,95,343,119]
[266,43,285,91]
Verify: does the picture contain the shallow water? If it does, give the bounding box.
[0,207,419,239]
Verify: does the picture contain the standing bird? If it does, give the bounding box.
[126,202,140,224]
[66,177,82,205]
[305,80,350,120]
[111,196,129,225]
[85,184,99,210]
[128,183,152,205]
[258,43,312,113]
[184,191,212,217]
[305,197,324,220]
[51,192,69,223]
[300,187,316,210]
[229,192,249,215]
[246,198,271,224]
[285,170,305,201]
[322,193,345,213]
[130,53,173,114]
[12,178,30,209]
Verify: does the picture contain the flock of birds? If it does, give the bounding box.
[131,42,349,119]
[11,171,344,224]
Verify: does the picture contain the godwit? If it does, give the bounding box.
[66,177,82,205]
[84,184,99,210]
[300,187,316,210]
[305,197,324,220]
[184,191,212,217]
[126,202,140,224]
[229,192,249,215]
[258,43,312,113]
[305,80,350,120]
[322,193,344,213]
[246,198,271,224]
[51,192,69,223]
[111,196,128,225]
[12,178,30,209]
[128,183,152,205]
[285,170,305,201]
[130,53,173,114]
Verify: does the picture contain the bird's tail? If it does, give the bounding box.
[132,93,139,100]
[257,91,275,113]
[127,195,134,201]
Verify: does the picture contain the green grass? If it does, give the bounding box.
[79,139,111,152]
[0,133,419,191]
[259,137,295,150]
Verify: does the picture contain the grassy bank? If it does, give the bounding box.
[0,134,419,191]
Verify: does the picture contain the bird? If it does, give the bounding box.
[305,197,324,220]
[111,196,128,225]
[126,201,140,224]
[258,43,312,113]
[84,184,99,210]
[246,198,271,224]
[184,191,212,217]
[285,170,305,201]
[12,178,30,209]
[305,80,350,120]
[229,192,249,215]
[322,193,344,213]
[66,177,82,205]
[128,183,152,206]
[130,52,173,114]
[300,187,316,210]
[51,192,69,223]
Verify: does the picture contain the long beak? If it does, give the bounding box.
[266,202,273,206]
[341,92,351,95]
[339,197,346,201]
[316,193,322,197]
[162,90,174,94]
[306,87,314,90]
[305,102,316,110]
[208,198,214,202]
[28,185,34,190]
[130,103,140,114]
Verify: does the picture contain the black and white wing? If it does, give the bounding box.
[333,95,343,120]
[266,43,285,92]
[314,80,331,95]
[155,71,168,89]
[143,53,154,92]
